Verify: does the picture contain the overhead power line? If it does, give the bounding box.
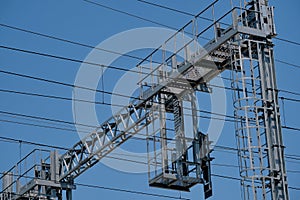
[0,88,122,108]
[0,45,141,74]
[1,87,299,133]
[1,46,299,98]
[282,125,300,132]
[1,136,300,191]
[0,110,97,129]
[280,97,300,103]
[0,69,140,101]
[279,89,300,97]
[76,183,189,200]
[0,23,145,62]
[136,0,300,47]
[0,118,87,134]
[136,0,229,27]
[0,172,188,200]
[274,37,300,46]
[136,0,194,17]
[1,134,300,169]
[83,0,176,30]
[276,59,300,69]
[0,67,241,120]
[1,133,300,170]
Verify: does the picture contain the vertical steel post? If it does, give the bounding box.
[231,34,289,200]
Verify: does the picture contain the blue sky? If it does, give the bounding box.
[0,0,299,199]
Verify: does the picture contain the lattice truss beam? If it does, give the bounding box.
[59,101,154,181]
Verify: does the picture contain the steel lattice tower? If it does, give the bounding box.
[230,1,289,199]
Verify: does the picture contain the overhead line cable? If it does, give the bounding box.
[0,23,151,63]
[281,125,300,132]
[1,135,300,166]
[278,89,300,97]
[136,0,194,17]
[135,0,300,48]
[280,97,300,103]
[1,135,300,169]
[0,45,144,75]
[83,0,177,30]
[76,183,189,200]
[0,88,124,108]
[0,110,97,129]
[136,0,229,27]
[1,88,300,133]
[274,37,300,46]
[83,0,213,41]
[0,88,241,124]
[0,69,141,101]
[0,172,188,200]
[275,59,300,69]
[1,68,300,107]
[0,118,89,134]
[0,117,158,143]
[0,66,241,120]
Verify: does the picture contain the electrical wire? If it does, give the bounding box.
[274,37,300,46]
[136,0,230,27]
[76,183,189,200]
[83,0,177,30]
[136,0,194,17]
[0,86,249,125]
[136,0,300,48]
[0,23,149,63]
[1,137,300,192]
[140,0,300,48]
[1,68,300,113]
[1,87,300,134]
[280,97,300,103]
[0,172,188,200]
[0,45,142,75]
[279,89,300,97]
[1,115,300,162]
[1,44,299,99]
[282,125,300,132]
[276,59,300,69]
[1,135,300,170]
[0,68,292,107]
[0,110,97,129]
[0,69,141,101]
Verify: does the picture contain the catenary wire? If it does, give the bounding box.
[0,83,298,125]
[274,37,300,46]
[1,135,300,169]
[1,116,300,162]
[280,97,300,103]
[135,0,300,47]
[1,87,300,133]
[83,0,177,30]
[0,173,188,200]
[0,23,153,63]
[1,135,300,176]
[1,67,300,110]
[136,0,194,17]
[1,45,300,99]
[276,59,300,69]
[1,138,300,191]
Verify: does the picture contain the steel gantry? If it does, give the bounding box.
[0,0,289,199]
